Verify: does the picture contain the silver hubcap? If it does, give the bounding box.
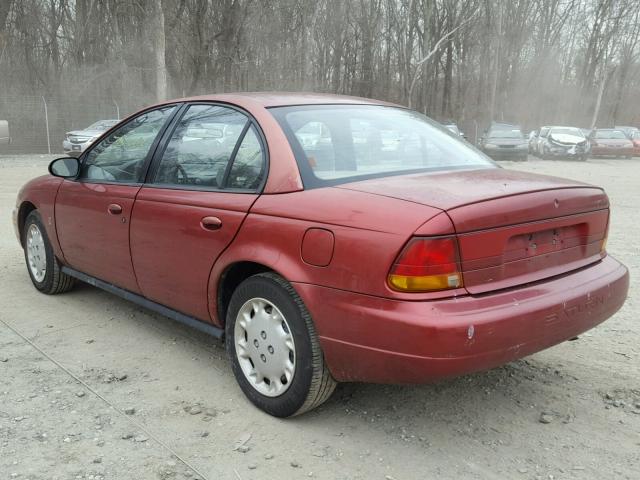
[26,224,47,282]
[234,298,296,397]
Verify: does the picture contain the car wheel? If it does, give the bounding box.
[22,210,75,294]
[225,272,336,417]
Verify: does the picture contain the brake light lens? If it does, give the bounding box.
[387,236,463,292]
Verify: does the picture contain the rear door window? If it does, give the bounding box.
[227,126,266,190]
[153,104,264,189]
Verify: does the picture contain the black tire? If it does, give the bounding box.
[22,210,75,294]
[225,272,336,417]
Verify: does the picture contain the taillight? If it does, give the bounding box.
[387,236,463,292]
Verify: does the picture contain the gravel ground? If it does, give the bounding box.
[0,154,638,480]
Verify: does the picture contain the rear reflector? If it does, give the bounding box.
[388,236,463,292]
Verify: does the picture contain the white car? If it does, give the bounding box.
[538,126,589,161]
[63,119,119,156]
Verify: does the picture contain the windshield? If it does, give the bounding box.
[271,105,494,187]
[549,128,584,137]
[488,127,524,139]
[594,130,627,139]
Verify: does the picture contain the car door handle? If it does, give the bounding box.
[107,203,123,215]
[201,216,222,231]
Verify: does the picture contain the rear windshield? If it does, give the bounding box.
[594,130,627,139]
[270,105,494,187]
[488,127,524,139]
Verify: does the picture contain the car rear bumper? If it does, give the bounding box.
[483,148,528,160]
[294,255,629,383]
[591,147,634,156]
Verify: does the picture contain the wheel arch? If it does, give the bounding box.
[216,261,275,326]
[17,201,37,246]
[211,244,312,328]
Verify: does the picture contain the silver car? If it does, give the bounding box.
[63,119,119,156]
[538,126,589,161]
[0,120,10,146]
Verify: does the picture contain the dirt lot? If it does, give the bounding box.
[1,154,638,480]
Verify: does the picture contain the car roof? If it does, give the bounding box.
[489,123,521,129]
[548,126,583,132]
[171,92,401,108]
[124,93,402,194]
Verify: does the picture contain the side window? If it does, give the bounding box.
[81,106,175,183]
[227,126,265,190]
[153,105,247,188]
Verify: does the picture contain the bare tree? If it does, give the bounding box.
[2,0,640,154]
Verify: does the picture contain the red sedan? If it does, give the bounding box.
[14,93,629,417]
[631,131,640,157]
[589,128,635,158]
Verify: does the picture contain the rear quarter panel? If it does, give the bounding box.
[206,187,450,325]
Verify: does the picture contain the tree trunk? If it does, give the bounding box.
[0,0,14,64]
[488,0,502,122]
[152,0,167,101]
[590,65,614,129]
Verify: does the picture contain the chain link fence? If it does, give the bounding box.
[0,94,147,154]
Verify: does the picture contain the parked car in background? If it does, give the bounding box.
[479,122,528,161]
[442,121,466,139]
[0,120,10,146]
[629,131,640,157]
[614,126,639,139]
[537,126,589,161]
[63,119,119,156]
[532,126,550,156]
[13,93,629,417]
[589,129,634,158]
[528,130,538,153]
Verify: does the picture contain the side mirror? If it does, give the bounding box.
[49,157,80,178]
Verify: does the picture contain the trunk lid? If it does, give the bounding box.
[339,168,609,293]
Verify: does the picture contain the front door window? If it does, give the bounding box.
[81,106,176,183]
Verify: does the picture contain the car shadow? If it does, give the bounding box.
[65,281,580,430]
